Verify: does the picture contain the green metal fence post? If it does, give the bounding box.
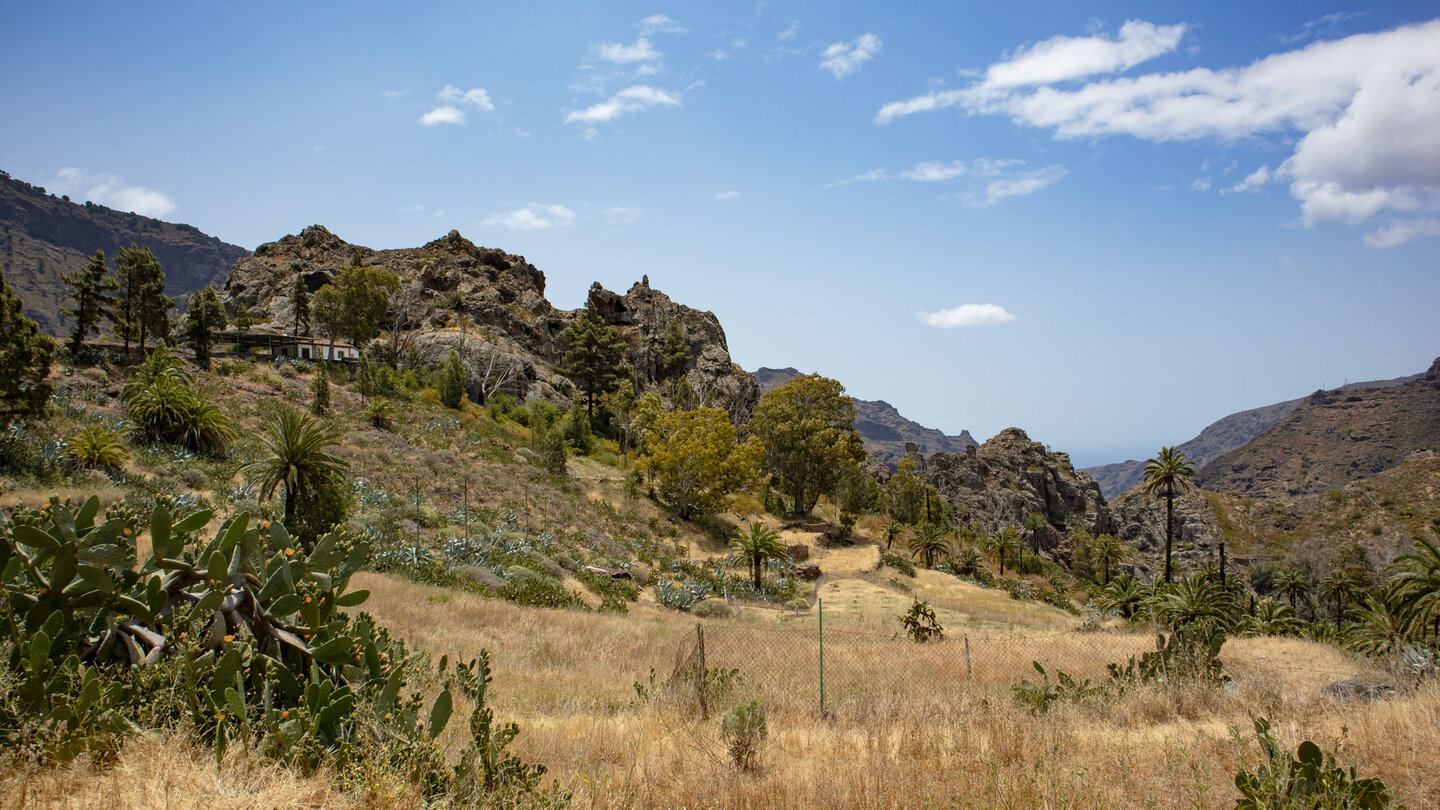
[818,596,825,717]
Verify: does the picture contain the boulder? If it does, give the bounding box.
[795,562,822,581]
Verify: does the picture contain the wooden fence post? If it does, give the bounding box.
[696,622,708,719]
[964,633,972,693]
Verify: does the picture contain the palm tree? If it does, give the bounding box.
[883,519,904,551]
[730,522,787,590]
[1158,573,1236,630]
[908,523,950,568]
[951,547,983,576]
[1098,574,1144,620]
[1318,568,1366,632]
[1273,567,1310,613]
[1240,597,1304,637]
[1346,584,1413,657]
[241,407,348,539]
[1142,446,1195,583]
[1023,512,1048,559]
[1092,534,1125,585]
[1390,529,1440,645]
[989,527,1019,576]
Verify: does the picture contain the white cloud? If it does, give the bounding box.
[1190,177,1212,192]
[1363,217,1440,248]
[565,85,680,124]
[483,203,577,231]
[902,161,967,182]
[820,33,882,79]
[876,18,1440,244]
[55,167,175,218]
[1224,165,1272,193]
[639,14,685,35]
[919,303,1017,328]
[419,106,465,126]
[778,20,801,41]
[437,85,495,111]
[984,20,1186,88]
[713,190,741,201]
[979,165,1068,204]
[595,38,661,64]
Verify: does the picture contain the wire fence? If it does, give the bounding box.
[650,599,1387,722]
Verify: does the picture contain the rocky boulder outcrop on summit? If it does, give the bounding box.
[218,226,757,412]
[921,428,1116,562]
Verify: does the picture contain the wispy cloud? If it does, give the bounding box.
[778,20,801,41]
[639,14,686,35]
[419,85,494,126]
[875,19,1440,245]
[600,205,642,225]
[1223,166,1272,194]
[829,158,1065,205]
[713,190,741,201]
[483,203,577,231]
[902,161,968,182]
[979,165,1068,205]
[565,85,680,124]
[594,37,661,64]
[918,303,1017,328]
[381,89,408,99]
[1363,217,1440,248]
[419,106,465,126]
[55,167,175,218]
[820,33,882,78]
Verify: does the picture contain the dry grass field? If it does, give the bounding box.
[17,572,1435,810]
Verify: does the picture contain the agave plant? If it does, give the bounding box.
[63,424,130,470]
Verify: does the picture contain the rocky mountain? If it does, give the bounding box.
[0,170,250,335]
[1084,371,1424,498]
[917,428,1115,561]
[1195,358,1440,500]
[219,225,758,417]
[754,367,977,470]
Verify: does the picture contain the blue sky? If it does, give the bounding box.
[2,1,1437,466]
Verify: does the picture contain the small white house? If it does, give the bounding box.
[274,337,361,362]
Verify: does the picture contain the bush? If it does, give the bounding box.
[720,700,767,771]
[691,598,732,619]
[882,551,916,577]
[1234,718,1397,809]
[497,574,589,611]
[900,599,943,642]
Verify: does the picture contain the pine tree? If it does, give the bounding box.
[561,302,626,417]
[182,286,227,369]
[291,273,311,335]
[115,245,170,354]
[0,264,54,426]
[439,350,466,409]
[61,250,116,355]
[657,321,691,384]
[311,362,331,415]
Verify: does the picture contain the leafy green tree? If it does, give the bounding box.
[310,362,331,416]
[610,379,638,467]
[641,407,759,520]
[560,397,591,453]
[886,457,926,525]
[1092,533,1126,585]
[115,245,171,354]
[182,285,227,370]
[240,407,349,545]
[439,349,466,409]
[61,250,116,355]
[1143,446,1195,583]
[313,265,400,356]
[561,302,626,418]
[750,374,864,518]
[908,523,950,568]
[0,265,54,427]
[291,272,311,335]
[730,522,787,590]
[657,320,690,396]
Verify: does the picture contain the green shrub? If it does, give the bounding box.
[63,424,131,470]
[881,551,916,577]
[720,700,767,771]
[691,598,732,619]
[497,575,589,611]
[1234,718,1397,809]
[900,599,943,643]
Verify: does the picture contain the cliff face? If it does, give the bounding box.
[0,171,250,334]
[922,427,1116,561]
[219,226,757,414]
[754,366,976,470]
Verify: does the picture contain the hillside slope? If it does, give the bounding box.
[754,366,977,469]
[0,170,250,334]
[1085,371,1424,498]
[1195,358,1440,500]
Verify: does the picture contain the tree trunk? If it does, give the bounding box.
[1163,481,1175,583]
[752,555,762,590]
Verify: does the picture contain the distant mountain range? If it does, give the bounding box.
[0,170,250,334]
[752,367,977,470]
[1083,370,1425,499]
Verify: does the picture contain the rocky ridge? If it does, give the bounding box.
[0,170,250,334]
[219,225,758,415]
[754,366,977,470]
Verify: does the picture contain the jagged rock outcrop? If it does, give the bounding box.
[754,366,977,470]
[218,226,757,413]
[1195,359,1440,500]
[1,170,250,334]
[1110,485,1227,578]
[923,428,1116,561]
[587,279,759,422]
